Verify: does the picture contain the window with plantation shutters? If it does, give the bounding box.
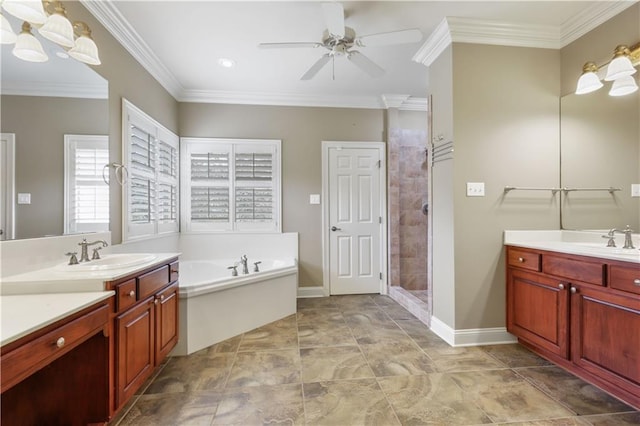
[123,99,179,241]
[181,138,281,233]
[64,134,109,234]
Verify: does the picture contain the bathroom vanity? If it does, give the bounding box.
[505,231,640,409]
[0,254,180,424]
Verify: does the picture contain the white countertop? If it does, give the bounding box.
[0,252,181,295]
[504,230,640,264]
[0,291,114,346]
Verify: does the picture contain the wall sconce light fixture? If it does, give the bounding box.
[0,0,100,65]
[576,43,639,96]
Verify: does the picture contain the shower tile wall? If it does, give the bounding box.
[388,128,428,291]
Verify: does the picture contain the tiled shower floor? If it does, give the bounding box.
[112,295,639,425]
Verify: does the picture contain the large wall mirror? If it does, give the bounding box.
[560,88,640,231]
[0,17,109,240]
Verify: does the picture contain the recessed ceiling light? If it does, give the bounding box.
[218,58,235,68]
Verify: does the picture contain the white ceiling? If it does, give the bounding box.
[2,1,636,107]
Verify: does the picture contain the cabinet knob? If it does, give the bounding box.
[518,257,525,263]
[558,283,565,290]
[129,290,135,298]
[570,287,577,294]
[634,279,640,287]
[171,269,179,275]
[154,298,159,305]
[160,295,165,301]
[56,337,65,348]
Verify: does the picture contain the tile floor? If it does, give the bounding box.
[113,295,640,425]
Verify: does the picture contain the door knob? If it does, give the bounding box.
[331,226,341,232]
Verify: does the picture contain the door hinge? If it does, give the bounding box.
[377,160,381,168]
[379,216,382,224]
[379,272,383,280]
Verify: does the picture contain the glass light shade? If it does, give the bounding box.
[68,35,100,65]
[604,55,636,81]
[0,14,17,44]
[39,13,74,47]
[13,26,47,62]
[575,71,603,95]
[609,75,639,97]
[2,0,47,25]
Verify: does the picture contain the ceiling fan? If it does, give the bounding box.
[258,2,422,80]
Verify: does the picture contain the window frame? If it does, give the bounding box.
[63,134,109,235]
[180,137,281,234]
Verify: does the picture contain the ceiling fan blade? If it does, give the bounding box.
[301,54,332,80]
[357,29,423,47]
[321,2,345,38]
[258,42,323,49]
[347,51,385,78]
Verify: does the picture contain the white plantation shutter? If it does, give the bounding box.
[123,100,179,241]
[181,138,281,233]
[64,135,109,234]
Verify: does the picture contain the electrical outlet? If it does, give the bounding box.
[466,182,485,197]
[632,184,640,198]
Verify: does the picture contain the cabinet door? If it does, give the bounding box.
[571,285,640,393]
[116,298,154,406]
[155,282,179,363]
[507,268,569,358]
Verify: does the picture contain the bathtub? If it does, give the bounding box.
[173,258,298,355]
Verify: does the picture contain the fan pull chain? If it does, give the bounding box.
[332,55,335,81]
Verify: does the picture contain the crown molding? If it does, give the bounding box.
[180,89,388,109]
[400,98,428,112]
[560,0,638,47]
[382,94,410,109]
[79,0,184,99]
[413,1,634,67]
[0,82,108,99]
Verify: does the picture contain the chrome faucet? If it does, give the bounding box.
[610,226,636,250]
[240,255,249,274]
[78,238,108,262]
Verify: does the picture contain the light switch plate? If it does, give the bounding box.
[17,193,31,204]
[309,194,321,204]
[466,182,485,197]
[632,184,640,198]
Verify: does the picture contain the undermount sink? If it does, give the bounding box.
[58,254,157,271]
[572,242,639,256]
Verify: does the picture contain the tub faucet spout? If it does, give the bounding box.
[240,255,249,274]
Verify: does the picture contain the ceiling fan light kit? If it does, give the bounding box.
[258,2,422,81]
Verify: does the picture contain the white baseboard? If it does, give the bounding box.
[430,316,517,347]
[297,286,326,298]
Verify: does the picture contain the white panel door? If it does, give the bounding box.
[328,147,381,294]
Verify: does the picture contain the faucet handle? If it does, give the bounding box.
[602,234,616,247]
[92,247,103,260]
[227,265,238,276]
[65,252,79,265]
[253,261,262,272]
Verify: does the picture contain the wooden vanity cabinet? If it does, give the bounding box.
[107,257,179,414]
[506,246,640,409]
[1,300,111,425]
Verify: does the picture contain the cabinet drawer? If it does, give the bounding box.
[507,248,541,272]
[543,255,605,286]
[169,261,179,283]
[116,279,137,312]
[610,264,640,295]
[1,304,109,392]
[138,266,169,300]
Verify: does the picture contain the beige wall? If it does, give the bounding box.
[429,46,456,327]
[64,1,179,245]
[1,95,108,239]
[178,103,385,287]
[429,44,561,330]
